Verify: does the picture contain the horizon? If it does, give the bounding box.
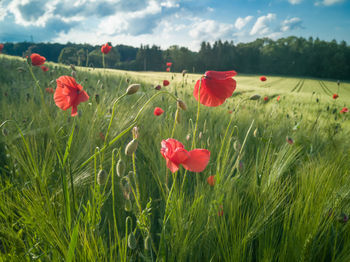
[0,0,349,51]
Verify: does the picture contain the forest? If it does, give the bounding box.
[2,36,350,80]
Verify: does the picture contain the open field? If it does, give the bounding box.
[1,54,350,261]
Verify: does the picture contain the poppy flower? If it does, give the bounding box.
[166,62,172,67]
[193,70,237,107]
[30,53,46,66]
[160,138,210,173]
[340,107,348,114]
[41,65,49,72]
[333,94,339,99]
[166,67,170,72]
[155,85,161,90]
[264,96,269,101]
[54,76,89,116]
[154,107,164,116]
[101,43,112,54]
[99,132,105,141]
[277,95,281,102]
[0,44,3,53]
[45,87,54,94]
[163,80,170,86]
[260,76,267,82]
[218,205,224,217]
[207,175,216,186]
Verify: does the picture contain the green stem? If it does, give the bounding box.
[191,78,202,149]
[157,171,178,258]
[102,53,105,69]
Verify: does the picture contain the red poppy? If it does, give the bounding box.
[218,205,224,217]
[160,138,210,173]
[340,107,348,114]
[260,76,267,82]
[207,175,216,186]
[333,94,339,99]
[286,137,294,145]
[0,44,4,53]
[277,95,281,102]
[264,96,269,101]
[163,80,170,86]
[99,132,105,141]
[54,76,89,116]
[45,87,54,94]
[101,43,112,54]
[166,67,170,72]
[166,62,172,67]
[193,70,237,107]
[41,66,49,72]
[30,53,46,66]
[154,107,164,116]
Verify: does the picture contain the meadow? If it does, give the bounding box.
[1,53,350,261]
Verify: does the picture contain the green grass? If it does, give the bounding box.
[1,54,350,261]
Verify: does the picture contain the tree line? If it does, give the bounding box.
[2,36,350,80]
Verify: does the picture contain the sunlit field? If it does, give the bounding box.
[1,54,350,261]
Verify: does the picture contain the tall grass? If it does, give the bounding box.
[1,55,350,261]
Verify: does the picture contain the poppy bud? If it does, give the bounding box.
[2,128,9,136]
[125,139,138,156]
[186,134,191,141]
[125,199,132,212]
[199,131,203,140]
[126,84,140,95]
[207,175,216,186]
[154,85,161,90]
[233,141,241,152]
[177,99,187,110]
[286,137,294,145]
[182,70,188,77]
[95,94,100,104]
[97,169,108,185]
[144,234,151,250]
[316,98,319,103]
[116,159,125,177]
[71,71,77,79]
[126,78,130,83]
[338,213,349,224]
[250,94,261,100]
[253,128,258,137]
[128,233,137,249]
[70,64,76,72]
[132,126,139,139]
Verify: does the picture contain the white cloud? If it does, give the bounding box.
[160,0,180,8]
[189,19,234,40]
[280,17,303,32]
[288,0,303,4]
[250,13,276,36]
[315,0,344,6]
[234,16,253,30]
[207,7,214,12]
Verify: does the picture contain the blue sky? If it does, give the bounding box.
[0,0,349,51]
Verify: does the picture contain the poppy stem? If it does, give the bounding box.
[191,78,202,149]
[102,53,105,69]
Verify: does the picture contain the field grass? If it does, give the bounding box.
[1,54,350,261]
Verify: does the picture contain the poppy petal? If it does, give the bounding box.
[171,147,190,165]
[205,70,237,80]
[71,105,78,116]
[54,87,70,110]
[166,158,179,173]
[193,79,227,107]
[182,149,210,172]
[76,90,89,105]
[206,78,236,100]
